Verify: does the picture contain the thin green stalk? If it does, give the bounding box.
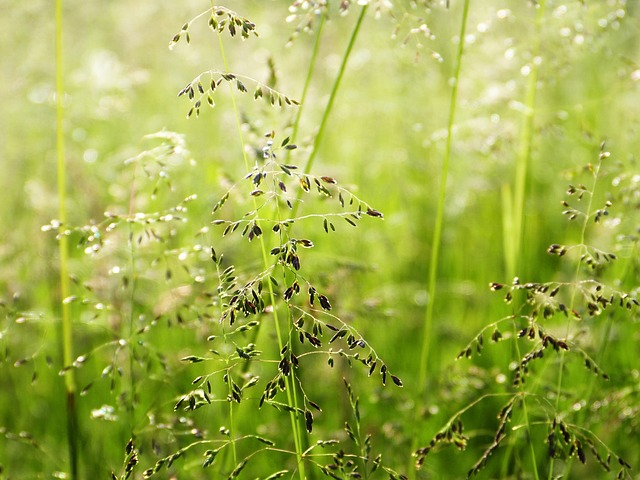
[218,6,368,475]
[55,0,78,478]
[126,174,139,438]
[226,366,238,467]
[242,8,327,368]
[499,4,545,477]
[290,9,326,145]
[505,0,546,279]
[283,7,368,468]
[296,4,368,180]
[499,325,540,480]
[218,35,307,480]
[552,149,604,480]
[410,1,470,476]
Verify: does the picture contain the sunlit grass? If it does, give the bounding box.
[1,1,639,479]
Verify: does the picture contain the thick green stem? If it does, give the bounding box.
[410,1,470,476]
[55,0,78,477]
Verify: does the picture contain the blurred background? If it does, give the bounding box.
[1,0,639,478]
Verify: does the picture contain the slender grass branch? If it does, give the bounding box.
[411,1,470,476]
[55,0,78,477]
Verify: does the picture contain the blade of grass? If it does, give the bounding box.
[55,0,78,477]
[410,1,470,477]
[126,163,140,439]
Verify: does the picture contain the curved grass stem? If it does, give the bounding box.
[410,0,470,476]
[216,6,369,477]
[499,323,540,480]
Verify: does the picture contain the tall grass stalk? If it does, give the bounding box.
[499,334,540,479]
[126,164,140,438]
[284,8,370,471]
[218,34,307,479]
[55,0,78,477]
[553,147,605,480]
[223,9,369,474]
[500,3,545,477]
[411,0,470,476]
[290,9,326,145]
[242,8,327,360]
[504,0,546,279]
[298,4,368,179]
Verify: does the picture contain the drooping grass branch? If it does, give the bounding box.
[411,0,470,476]
[445,144,636,479]
[55,0,78,477]
[154,5,402,479]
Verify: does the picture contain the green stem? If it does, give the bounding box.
[242,8,327,367]
[499,3,545,476]
[293,4,368,199]
[410,0,470,476]
[55,0,78,478]
[127,175,138,438]
[553,148,605,480]
[226,367,238,467]
[218,35,307,480]
[290,9,326,145]
[507,0,545,279]
[499,324,540,480]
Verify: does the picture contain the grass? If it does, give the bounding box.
[412,0,470,476]
[2,1,640,479]
[55,0,79,476]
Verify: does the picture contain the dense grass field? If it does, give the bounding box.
[1,1,639,478]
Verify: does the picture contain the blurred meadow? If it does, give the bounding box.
[1,0,639,479]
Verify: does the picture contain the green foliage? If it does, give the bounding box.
[1,1,639,479]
